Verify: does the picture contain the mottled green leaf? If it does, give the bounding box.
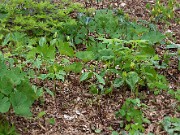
[126,72,139,90]
[94,72,105,85]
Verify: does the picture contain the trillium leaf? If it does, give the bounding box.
[80,72,92,82]
[94,72,105,85]
[0,94,10,113]
[126,72,139,90]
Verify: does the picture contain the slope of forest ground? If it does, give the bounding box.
[0,0,179,135]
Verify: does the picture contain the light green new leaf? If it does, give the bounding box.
[76,51,95,62]
[0,94,10,113]
[114,78,124,88]
[80,72,92,82]
[39,37,46,47]
[58,42,74,57]
[126,72,139,90]
[94,72,105,85]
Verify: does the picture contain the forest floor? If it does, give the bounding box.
[8,0,180,135]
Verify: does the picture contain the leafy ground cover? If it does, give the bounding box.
[0,0,179,134]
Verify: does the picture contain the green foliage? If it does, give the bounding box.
[162,116,180,135]
[0,118,18,135]
[165,44,180,71]
[0,0,84,41]
[0,57,37,116]
[0,1,177,134]
[72,9,169,96]
[116,98,150,134]
[168,89,180,102]
[146,0,179,23]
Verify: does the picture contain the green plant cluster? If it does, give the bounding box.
[0,0,83,41]
[115,98,149,134]
[146,0,180,23]
[0,54,37,116]
[0,117,18,135]
[77,10,168,95]
[162,116,180,135]
[0,0,179,134]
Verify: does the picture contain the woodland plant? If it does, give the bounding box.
[0,0,84,42]
[0,0,178,134]
[78,10,169,95]
[146,0,180,23]
[115,98,149,134]
[0,53,37,116]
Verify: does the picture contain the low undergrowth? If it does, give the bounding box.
[0,0,179,134]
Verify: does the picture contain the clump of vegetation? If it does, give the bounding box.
[146,0,180,23]
[0,0,179,134]
[0,117,18,135]
[162,116,180,135]
[115,98,150,134]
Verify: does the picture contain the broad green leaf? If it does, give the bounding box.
[76,51,95,62]
[27,48,38,60]
[58,70,66,75]
[37,44,55,60]
[94,72,105,85]
[98,48,114,61]
[13,104,32,117]
[0,94,10,113]
[140,45,155,56]
[16,81,37,102]
[142,31,165,44]
[126,72,139,90]
[58,42,74,57]
[64,62,82,73]
[0,61,7,78]
[0,77,13,95]
[10,92,32,116]
[8,67,25,85]
[75,36,82,44]
[114,78,124,88]
[80,72,92,82]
